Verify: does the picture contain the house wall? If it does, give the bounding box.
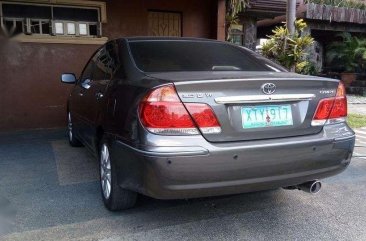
[0,0,220,131]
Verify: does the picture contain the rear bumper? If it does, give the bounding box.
[110,123,355,199]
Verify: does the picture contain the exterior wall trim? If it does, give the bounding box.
[11,33,108,44]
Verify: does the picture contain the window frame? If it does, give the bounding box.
[0,0,108,44]
[29,18,51,35]
[52,20,98,37]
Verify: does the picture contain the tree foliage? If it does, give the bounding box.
[326,32,366,72]
[226,0,250,40]
[261,19,314,73]
[227,0,250,18]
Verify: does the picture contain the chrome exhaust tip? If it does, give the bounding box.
[297,180,322,194]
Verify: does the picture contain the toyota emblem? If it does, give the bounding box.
[261,83,276,95]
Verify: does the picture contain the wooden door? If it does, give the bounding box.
[148,11,182,37]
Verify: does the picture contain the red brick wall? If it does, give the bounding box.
[103,0,216,39]
[0,41,97,130]
[0,0,220,131]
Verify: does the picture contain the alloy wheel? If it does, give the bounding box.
[100,144,112,200]
[68,112,73,141]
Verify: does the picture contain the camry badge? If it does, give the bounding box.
[261,83,276,95]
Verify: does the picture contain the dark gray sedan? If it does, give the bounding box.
[61,37,355,211]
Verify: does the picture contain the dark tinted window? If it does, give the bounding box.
[92,48,106,81]
[91,43,120,81]
[129,40,282,72]
[3,4,51,18]
[80,60,94,82]
[105,41,121,79]
[92,63,106,81]
[53,7,99,22]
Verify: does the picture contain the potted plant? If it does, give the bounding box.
[326,32,366,86]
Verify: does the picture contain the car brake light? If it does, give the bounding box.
[312,82,347,126]
[185,103,222,134]
[139,85,221,135]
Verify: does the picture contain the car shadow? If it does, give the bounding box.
[109,188,287,222]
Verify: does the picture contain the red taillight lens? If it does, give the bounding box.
[140,102,196,128]
[312,82,347,126]
[329,82,347,119]
[139,85,198,135]
[313,98,334,121]
[185,103,221,134]
[139,85,221,135]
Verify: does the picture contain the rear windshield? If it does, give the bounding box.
[128,40,284,72]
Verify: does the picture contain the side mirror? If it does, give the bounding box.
[61,73,77,84]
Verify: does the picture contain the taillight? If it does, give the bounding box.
[312,82,347,126]
[185,103,222,134]
[139,85,221,135]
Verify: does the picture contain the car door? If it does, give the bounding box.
[82,42,119,149]
[103,41,128,136]
[69,56,95,142]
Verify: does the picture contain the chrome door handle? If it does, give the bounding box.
[78,92,84,96]
[96,92,104,99]
[81,79,91,89]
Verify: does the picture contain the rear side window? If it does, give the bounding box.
[128,40,282,72]
[91,42,119,81]
[80,59,94,82]
[92,48,107,81]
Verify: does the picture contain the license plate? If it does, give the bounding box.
[241,104,293,129]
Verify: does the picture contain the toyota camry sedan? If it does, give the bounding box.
[61,37,355,211]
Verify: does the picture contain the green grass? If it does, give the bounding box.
[347,113,366,128]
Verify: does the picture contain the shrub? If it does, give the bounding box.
[261,19,314,73]
[326,32,366,72]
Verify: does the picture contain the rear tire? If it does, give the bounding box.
[67,112,82,147]
[99,138,137,211]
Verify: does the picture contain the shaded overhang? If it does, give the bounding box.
[241,0,302,20]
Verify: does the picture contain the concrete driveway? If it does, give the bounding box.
[0,129,365,241]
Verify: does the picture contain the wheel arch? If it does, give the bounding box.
[96,126,105,153]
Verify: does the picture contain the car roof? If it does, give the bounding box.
[123,36,222,43]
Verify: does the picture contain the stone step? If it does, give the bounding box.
[347,87,366,96]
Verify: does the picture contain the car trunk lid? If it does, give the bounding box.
[146,71,340,142]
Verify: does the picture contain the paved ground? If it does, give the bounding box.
[353,127,366,159]
[348,96,366,115]
[349,103,366,159]
[348,103,366,115]
[348,102,366,159]
[0,128,365,241]
[348,93,366,115]
[347,95,366,104]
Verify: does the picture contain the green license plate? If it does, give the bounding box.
[241,104,293,129]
